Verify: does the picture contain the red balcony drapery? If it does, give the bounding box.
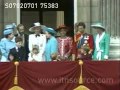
[0,61,120,90]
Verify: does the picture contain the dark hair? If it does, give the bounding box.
[17,24,24,30]
[77,22,86,29]
[34,26,44,34]
[15,36,23,43]
[32,48,38,51]
[100,28,105,31]
[48,32,55,36]
[5,33,12,38]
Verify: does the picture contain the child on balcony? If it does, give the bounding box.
[28,45,43,62]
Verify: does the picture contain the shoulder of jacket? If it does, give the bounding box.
[105,33,109,36]
[10,47,15,51]
[29,34,35,37]
[41,34,46,36]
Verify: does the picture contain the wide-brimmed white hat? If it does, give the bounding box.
[91,23,105,30]
[29,22,41,32]
[29,22,48,33]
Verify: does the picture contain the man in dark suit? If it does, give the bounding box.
[8,37,26,61]
[16,24,29,60]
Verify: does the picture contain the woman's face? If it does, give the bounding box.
[77,26,85,34]
[60,29,67,37]
[34,27,41,34]
[9,33,14,40]
[96,28,103,34]
[45,31,51,38]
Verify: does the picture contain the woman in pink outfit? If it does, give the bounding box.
[57,25,73,61]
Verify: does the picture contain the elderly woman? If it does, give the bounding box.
[91,23,110,60]
[1,23,17,42]
[0,28,16,62]
[44,28,58,61]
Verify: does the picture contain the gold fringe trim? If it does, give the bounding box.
[73,60,90,90]
[9,62,24,90]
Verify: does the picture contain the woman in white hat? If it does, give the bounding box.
[28,22,46,61]
[91,23,110,60]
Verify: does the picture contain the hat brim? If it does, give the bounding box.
[29,25,47,33]
[56,26,69,31]
[91,25,105,30]
[3,29,13,35]
[29,26,41,32]
[46,29,56,36]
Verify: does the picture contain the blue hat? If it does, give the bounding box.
[91,23,105,30]
[3,29,13,35]
[5,23,16,30]
[45,28,56,35]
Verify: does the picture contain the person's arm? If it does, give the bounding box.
[56,38,61,60]
[22,47,27,61]
[0,41,8,58]
[8,49,14,61]
[72,40,77,61]
[65,37,73,58]
[28,35,32,52]
[104,34,110,59]
[72,54,76,61]
[28,53,33,62]
[40,35,46,55]
[50,39,58,59]
[88,35,94,54]
[0,42,1,58]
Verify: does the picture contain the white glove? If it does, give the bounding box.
[104,55,108,59]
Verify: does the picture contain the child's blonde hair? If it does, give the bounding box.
[32,45,39,52]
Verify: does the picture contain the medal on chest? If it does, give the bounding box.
[83,35,89,46]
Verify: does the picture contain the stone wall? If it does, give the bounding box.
[0,0,17,38]
[77,0,120,36]
[0,0,4,38]
[77,0,120,60]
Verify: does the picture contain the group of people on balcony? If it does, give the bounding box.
[0,22,110,62]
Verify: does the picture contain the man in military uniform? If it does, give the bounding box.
[72,22,94,60]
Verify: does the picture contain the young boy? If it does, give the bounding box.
[77,44,92,60]
[8,36,26,61]
[28,45,43,62]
